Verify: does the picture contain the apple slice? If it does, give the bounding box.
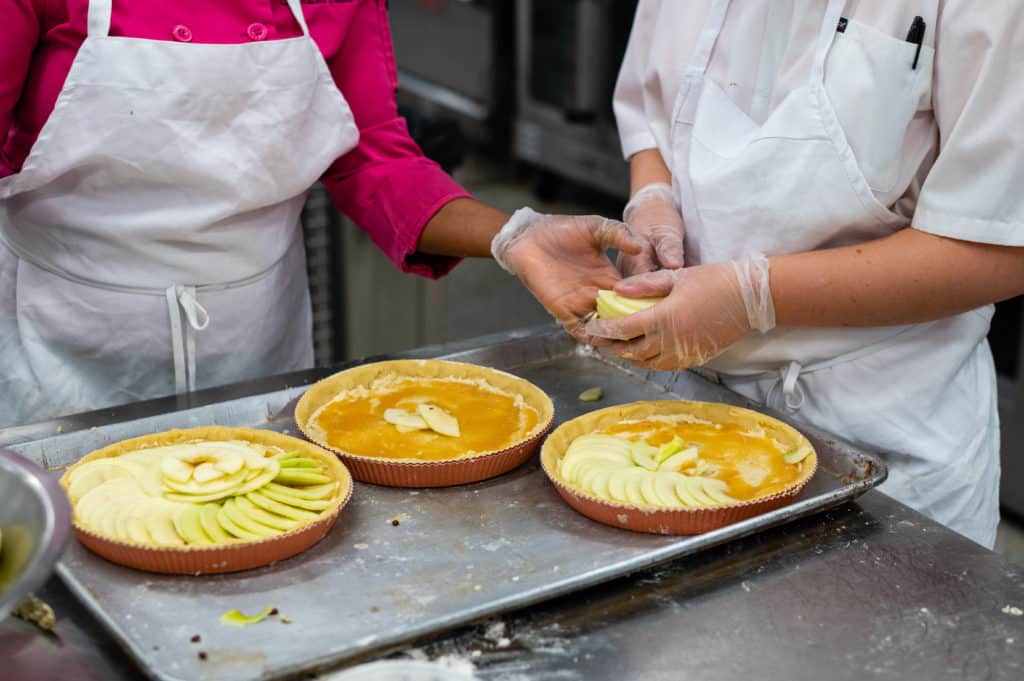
[656,436,686,462]
[260,485,331,511]
[173,506,214,546]
[383,408,429,431]
[246,491,318,522]
[672,477,702,508]
[264,481,335,501]
[233,458,281,496]
[199,503,233,543]
[216,503,262,540]
[658,447,699,472]
[630,443,659,472]
[417,404,461,437]
[595,289,662,319]
[192,462,226,484]
[160,457,194,484]
[222,498,279,538]
[274,469,331,486]
[144,503,185,547]
[684,477,717,507]
[234,496,300,532]
[586,469,614,500]
[163,467,248,496]
[700,478,736,505]
[784,444,813,464]
[607,469,632,503]
[655,473,684,507]
[623,471,648,506]
[67,461,133,503]
[277,457,320,469]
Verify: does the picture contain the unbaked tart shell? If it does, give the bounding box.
[295,359,555,487]
[59,426,353,574]
[541,400,817,535]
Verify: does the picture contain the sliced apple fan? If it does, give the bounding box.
[66,444,338,547]
[383,404,461,437]
[558,433,741,509]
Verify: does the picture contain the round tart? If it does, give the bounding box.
[295,359,555,487]
[59,426,352,574]
[541,401,817,535]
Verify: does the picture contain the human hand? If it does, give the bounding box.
[617,183,685,277]
[584,254,775,370]
[492,207,643,338]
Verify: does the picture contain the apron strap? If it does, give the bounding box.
[811,0,847,82]
[284,0,312,37]
[687,0,731,77]
[86,0,113,38]
[165,285,210,394]
[765,361,806,412]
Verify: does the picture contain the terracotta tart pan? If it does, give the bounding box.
[541,400,818,535]
[295,359,555,487]
[59,426,353,575]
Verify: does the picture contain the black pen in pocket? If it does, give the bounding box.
[906,16,926,70]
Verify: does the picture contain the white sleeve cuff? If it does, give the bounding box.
[913,206,1024,247]
[619,131,659,162]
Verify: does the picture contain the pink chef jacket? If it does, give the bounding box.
[0,0,468,277]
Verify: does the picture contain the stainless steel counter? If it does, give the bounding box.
[3,327,1023,681]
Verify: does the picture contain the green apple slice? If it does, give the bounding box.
[212,450,246,475]
[607,469,632,503]
[700,478,736,505]
[630,443,659,472]
[274,451,303,462]
[199,504,233,543]
[656,436,685,462]
[67,460,134,502]
[784,444,813,464]
[109,457,166,497]
[595,289,662,319]
[192,462,226,484]
[684,477,717,507]
[278,457,321,469]
[658,447,699,472]
[655,473,685,507]
[274,469,332,486]
[145,504,185,547]
[672,477,702,507]
[222,499,279,538]
[246,492,318,522]
[383,408,429,431]
[577,462,617,492]
[417,404,461,437]
[219,606,275,626]
[216,503,263,540]
[124,506,153,545]
[163,467,248,496]
[233,496,300,532]
[264,481,335,501]
[233,459,282,496]
[587,469,614,500]
[640,474,669,506]
[623,471,648,506]
[259,485,331,511]
[160,457,194,484]
[173,506,214,545]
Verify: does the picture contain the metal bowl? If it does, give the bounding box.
[0,449,71,621]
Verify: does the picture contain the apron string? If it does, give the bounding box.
[165,285,210,394]
[284,0,312,37]
[86,0,113,38]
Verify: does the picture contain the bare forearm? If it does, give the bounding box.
[771,228,1024,327]
[629,148,673,196]
[416,198,510,258]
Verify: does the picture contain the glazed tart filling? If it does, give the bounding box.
[560,415,813,509]
[65,440,341,547]
[310,375,541,461]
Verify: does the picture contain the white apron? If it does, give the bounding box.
[0,0,358,426]
[669,0,999,546]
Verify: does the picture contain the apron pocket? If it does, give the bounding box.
[824,19,933,194]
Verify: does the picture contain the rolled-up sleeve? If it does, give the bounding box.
[613,0,661,160]
[912,0,1024,246]
[318,0,469,278]
[0,0,41,177]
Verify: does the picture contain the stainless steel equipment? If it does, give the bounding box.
[515,0,637,199]
[0,449,71,620]
[389,0,514,144]
[8,327,885,681]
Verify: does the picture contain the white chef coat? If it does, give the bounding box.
[614,0,1024,246]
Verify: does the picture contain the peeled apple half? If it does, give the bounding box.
[595,290,663,319]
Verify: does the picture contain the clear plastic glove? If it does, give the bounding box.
[617,182,685,277]
[492,207,643,338]
[584,254,775,370]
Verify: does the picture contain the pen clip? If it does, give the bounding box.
[906,16,926,70]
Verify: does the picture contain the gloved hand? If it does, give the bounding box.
[617,182,685,277]
[492,207,643,338]
[584,254,775,370]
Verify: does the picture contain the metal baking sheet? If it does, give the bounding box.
[10,329,886,681]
